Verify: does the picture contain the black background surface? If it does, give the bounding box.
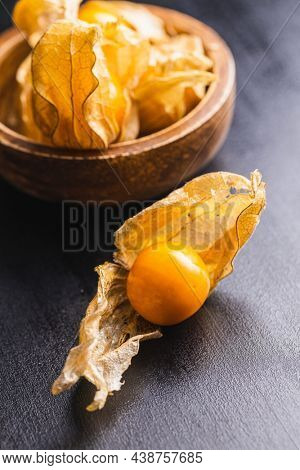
[0,0,299,450]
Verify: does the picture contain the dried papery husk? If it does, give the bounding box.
[75,19,150,141]
[149,34,213,74]
[31,20,128,149]
[134,33,215,135]
[103,1,168,42]
[114,171,266,290]
[134,70,215,135]
[119,90,140,142]
[52,263,161,411]
[13,0,82,47]
[15,55,50,143]
[102,22,150,90]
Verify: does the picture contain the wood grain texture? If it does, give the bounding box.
[0,7,235,202]
[0,0,299,450]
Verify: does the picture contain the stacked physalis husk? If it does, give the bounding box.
[13,0,215,149]
[52,170,266,411]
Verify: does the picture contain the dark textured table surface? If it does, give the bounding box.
[0,0,300,450]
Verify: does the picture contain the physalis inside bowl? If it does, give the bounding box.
[52,170,266,411]
[12,0,216,149]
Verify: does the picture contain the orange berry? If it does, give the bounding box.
[127,243,210,326]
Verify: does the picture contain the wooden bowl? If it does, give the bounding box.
[0,5,235,202]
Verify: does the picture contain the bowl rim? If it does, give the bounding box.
[0,4,236,161]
